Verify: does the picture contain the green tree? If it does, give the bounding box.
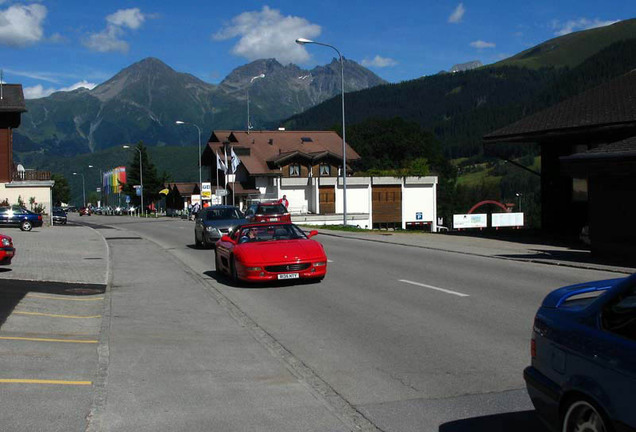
[122,141,169,209]
[51,174,71,205]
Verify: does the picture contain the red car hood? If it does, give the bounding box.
[237,240,325,264]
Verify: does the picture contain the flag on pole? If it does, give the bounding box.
[216,151,227,173]
[230,147,241,174]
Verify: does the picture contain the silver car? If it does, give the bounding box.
[194,205,246,248]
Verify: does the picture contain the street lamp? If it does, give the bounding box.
[175,120,202,197]
[246,74,265,132]
[73,172,85,207]
[88,165,103,206]
[123,145,143,215]
[295,37,348,225]
[516,193,523,212]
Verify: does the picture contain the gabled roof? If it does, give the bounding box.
[205,130,360,175]
[167,182,199,195]
[484,70,636,143]
[563,135,636,161]
[0,84,27,113]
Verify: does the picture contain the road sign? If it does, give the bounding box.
[202,182,212,200]
[215,189,228,197]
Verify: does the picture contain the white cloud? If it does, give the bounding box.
[24,80,97,99]
[448,3,465,24]
[0,4,47,47]
[470,40,496,49]
[361,55,397,68]
[213,6,321,64]
[106,8,145,30]
[84,8,146,53]
[552,18,620,36]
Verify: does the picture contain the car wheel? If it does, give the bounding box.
[20,220,32,231]
[195,233,202,248]
[562,399,609,432]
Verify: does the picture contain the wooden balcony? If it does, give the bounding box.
[12,170,51,181]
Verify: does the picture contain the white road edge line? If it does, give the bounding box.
[398,279,470,297]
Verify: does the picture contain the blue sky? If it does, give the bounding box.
[0,0,632,99]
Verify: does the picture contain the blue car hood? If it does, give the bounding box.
[542,277,625,308]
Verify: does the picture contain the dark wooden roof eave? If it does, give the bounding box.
[483,121,636,145]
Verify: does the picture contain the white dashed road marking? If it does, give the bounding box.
[398,279,470,297]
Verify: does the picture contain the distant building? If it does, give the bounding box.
[202,130,438,230]
[0,84,53,222]
[484,70,636,257]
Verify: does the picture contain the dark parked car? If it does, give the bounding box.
[244,202,291,223]
[194,205,247,248]
[524,274,636,432]
[0,206,43,231]
[52,207,67,225]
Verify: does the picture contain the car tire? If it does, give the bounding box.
[20,220,32,232]
[195,234,202,248]
[562,398,609,432]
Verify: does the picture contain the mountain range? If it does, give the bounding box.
[15,57,386,157]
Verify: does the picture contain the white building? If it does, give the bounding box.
[202,130,438,231]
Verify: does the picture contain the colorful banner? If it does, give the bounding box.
[103,166,126,194]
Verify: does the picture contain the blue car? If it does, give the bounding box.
[524,274,636,432]
[0,206,44,231]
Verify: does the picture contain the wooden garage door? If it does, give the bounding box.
[319,186,335,214]
[372,185,402,226]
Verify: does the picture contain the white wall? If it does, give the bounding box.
[402,183,437,230]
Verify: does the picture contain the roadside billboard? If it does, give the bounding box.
[453,213,487,229]
[492,212,524,227]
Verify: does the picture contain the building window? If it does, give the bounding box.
[289,164,300,177]
[319,164,330,176]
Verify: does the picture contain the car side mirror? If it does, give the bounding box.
[308,230,319,238]
[220,235,236,245]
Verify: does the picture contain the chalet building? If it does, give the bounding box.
[202,130,439,230]
[0,84,53,222]
[484,70,636,258]
[165,182,200,211]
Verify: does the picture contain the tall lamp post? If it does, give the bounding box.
[175,120,202,197]
[295,37,348,225]
[123,145,143,215]
[246,74,265,132]
[73,172,86,207]
[88,165,103,206]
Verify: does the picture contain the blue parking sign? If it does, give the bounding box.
[416,212,423,220]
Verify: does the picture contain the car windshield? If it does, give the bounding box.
[205,208,241,220]
[238,224,307,243]
[257,204,286,215]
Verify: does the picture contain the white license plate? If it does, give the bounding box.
[278,273,299,280]
[269,217,279,222]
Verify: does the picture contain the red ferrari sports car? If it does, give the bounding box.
[0,233,15,265]
[215,222,327,284]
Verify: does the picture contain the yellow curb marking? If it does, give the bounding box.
[0,336,98,344]
[27,294,104,302]
[0,379,92,386]
[14,311,101,319]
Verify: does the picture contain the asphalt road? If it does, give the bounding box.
[73,214,622,432]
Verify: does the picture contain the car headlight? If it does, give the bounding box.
[313,262,327,266]
[1,238,11,247]
[205,226,220,234]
